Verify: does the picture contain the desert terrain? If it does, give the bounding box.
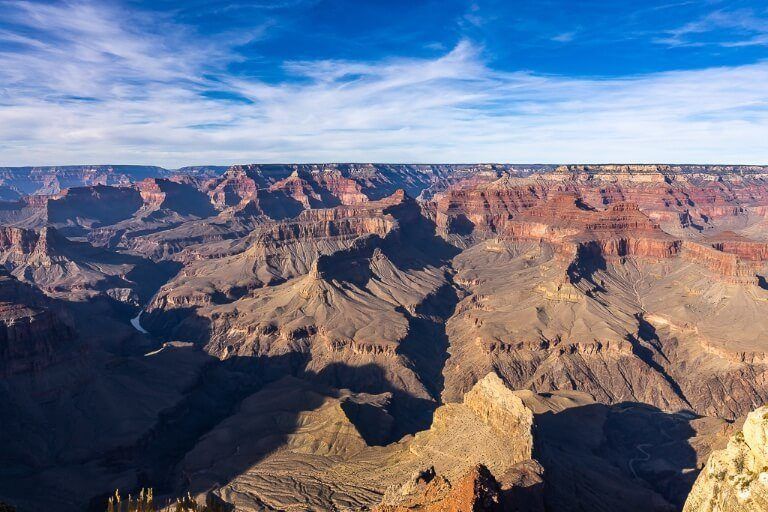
[1,163,767,511]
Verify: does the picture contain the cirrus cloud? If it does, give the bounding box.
[0,0,766,167]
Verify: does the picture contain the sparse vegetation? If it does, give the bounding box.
[106,490,226,512]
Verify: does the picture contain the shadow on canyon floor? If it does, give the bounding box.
[85,374,706,512]
[86,351,438,511]
[535,401,699,511]
[396,279,462,404]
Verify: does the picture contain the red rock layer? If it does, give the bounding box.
[269,169,370,206]
[208,166,260,208]
[135,178,167,209]
[254,211,396,245]
[249,190,409,246]
[680,242,759,284]
[710,239,768,261]
[374,465,507,512]
[491,196,681,261]
[432,180,548,236]
[435,181,768,281]
[0,226,62,260]
[434,168,768,241]
[507,198,662,235]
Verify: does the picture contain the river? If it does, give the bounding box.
[130,310,149,334]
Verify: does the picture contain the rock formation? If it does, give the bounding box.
[373,464,508,512]
[0,268,75,376]
[684,405,768,512]
[0,225,166,305]
[2,163,768,512]
[179,373,540,511]
[0,165,226,196]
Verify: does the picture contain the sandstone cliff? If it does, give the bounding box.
[684,405,768,512]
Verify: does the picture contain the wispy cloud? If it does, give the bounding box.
[551,31,577,43]
[0,1,767,166]
[657,8,768,47]
[458,2,487,29]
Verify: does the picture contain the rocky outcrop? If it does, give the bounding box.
[0,225,163,304]
[0,269,75,376]
[681,241,759,284]
[374,464,508,512]
[410,373,535,473]
[434,167,768,242]
[258,206,396,243]
[463,373,534,448]
[135,178,216,218]
[206,164,539,218]
[150,231,445,371]
[683,405,768,512]
[375,462,546,512]
[269,169,370,206]
[0,225,58,256]
[710,238,768,261]
[182,373,539,512]
[47,185,145,230]
[143,192,407,324]
[206,166,261,209]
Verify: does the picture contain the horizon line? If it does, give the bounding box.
[2,161,768,170]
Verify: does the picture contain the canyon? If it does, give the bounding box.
[1,163,767,511]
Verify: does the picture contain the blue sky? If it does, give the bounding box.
[0,0,767,166]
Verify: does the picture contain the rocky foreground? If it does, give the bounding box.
[1,163,768,511]
[684,406,768,512]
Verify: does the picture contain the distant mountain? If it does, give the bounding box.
[0,165,228,197]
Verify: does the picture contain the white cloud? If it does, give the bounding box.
[0,1,767,167]
[658,9,768,48]
[551,31,577,43]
